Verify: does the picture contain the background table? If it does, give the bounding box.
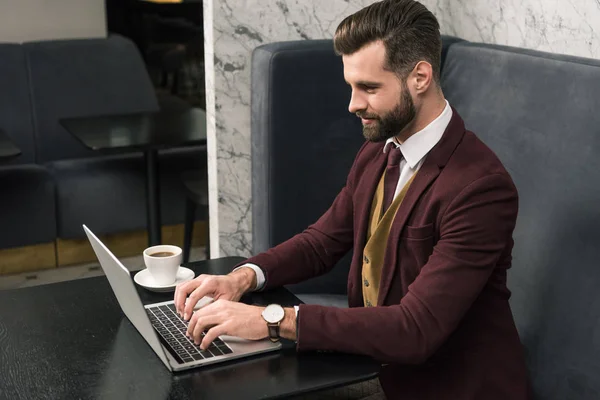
[0,257,379,399]
[0,129,21,160]
[61,108,206,246]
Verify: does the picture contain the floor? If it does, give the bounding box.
[0,246,207,291]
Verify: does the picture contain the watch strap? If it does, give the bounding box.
[267,322,281,342]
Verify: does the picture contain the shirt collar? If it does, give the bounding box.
[384,100,453,169]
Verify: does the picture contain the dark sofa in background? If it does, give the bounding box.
[0,35,206,272]
[251,37,600,398]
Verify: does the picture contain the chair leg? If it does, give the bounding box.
[183,198,196,264]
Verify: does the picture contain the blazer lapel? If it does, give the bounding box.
[377,161,440,305]
[378,109,467,305]
[353,146,387,255]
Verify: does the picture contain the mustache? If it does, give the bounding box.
[356,111,379,120]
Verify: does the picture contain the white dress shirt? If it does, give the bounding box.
[234,101,453,307]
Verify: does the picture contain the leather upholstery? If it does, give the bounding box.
[442,42,600,400]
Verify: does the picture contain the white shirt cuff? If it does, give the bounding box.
[231,263,265,291]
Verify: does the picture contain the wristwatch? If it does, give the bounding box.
[261,304,285,342]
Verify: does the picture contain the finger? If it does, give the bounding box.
[174,279,200,315]
[191,315,220,344]
[201,325,228,350]
[185,304,213,337]
[183,280,216,320]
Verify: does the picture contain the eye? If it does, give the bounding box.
[359,84,377,94]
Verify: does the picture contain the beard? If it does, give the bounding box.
[357,82,416,143]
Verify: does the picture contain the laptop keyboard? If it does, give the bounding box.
[146,303,233,364]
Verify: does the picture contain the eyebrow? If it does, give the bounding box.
[345,80,382,88]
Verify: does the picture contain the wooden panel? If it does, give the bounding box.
[0,243,56,275]
[57,221,207,267]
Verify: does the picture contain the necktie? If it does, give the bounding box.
[383,145,403,212]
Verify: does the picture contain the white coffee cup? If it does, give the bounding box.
[143,245,182,286]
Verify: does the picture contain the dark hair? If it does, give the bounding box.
[334,0,442,83]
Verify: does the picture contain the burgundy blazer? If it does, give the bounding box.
[244,110,532,399]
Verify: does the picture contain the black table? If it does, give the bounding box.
[60,108,206,246]
[0,257,379,399]
[0,129,21,161]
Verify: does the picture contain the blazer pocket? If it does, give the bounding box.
[400,223,434,240]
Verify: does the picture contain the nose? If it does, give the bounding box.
[348,90,367,114]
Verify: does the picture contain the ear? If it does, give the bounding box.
[410,61,434,94]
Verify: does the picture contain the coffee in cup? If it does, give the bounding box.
[149,251,175,257]
[143,245,182,285]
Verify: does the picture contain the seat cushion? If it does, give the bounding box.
[49,146,206,239]
[442,42,600,399]
[0,165,56,248]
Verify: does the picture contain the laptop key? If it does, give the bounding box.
[208,346,223,356]
[220,346,233,354]
[200,350,213,358]
[182,357,194,363]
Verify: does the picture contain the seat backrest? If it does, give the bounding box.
[251,39,361,294]
[0,44,36,164]
[24,34,159,163]
[250,36,464,295]
[442,42,600,399]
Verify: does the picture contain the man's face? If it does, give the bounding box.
[343,41,416,142]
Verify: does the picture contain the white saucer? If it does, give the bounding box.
[134,267,195,293]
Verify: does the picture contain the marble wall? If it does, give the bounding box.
[203,0,377,257]
[204,0,600,258]
[422,0,600,59]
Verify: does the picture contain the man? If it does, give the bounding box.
[174,0,531,398]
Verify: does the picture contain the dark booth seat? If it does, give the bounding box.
[442,42,600,400]
[0,44,56,249]
[24,35,206,240]
[50,146,205,239]
[0,166,56,248]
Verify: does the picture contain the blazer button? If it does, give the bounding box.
[363,255,369,264]
[363,279,369,287]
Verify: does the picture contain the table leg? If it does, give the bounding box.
[145,149,161,246]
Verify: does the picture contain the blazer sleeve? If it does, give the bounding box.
[295,173,519,364]
[239,142,369,289]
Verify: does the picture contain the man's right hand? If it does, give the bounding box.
[174,267,257,321]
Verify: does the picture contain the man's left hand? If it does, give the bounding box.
[185,299,268,350]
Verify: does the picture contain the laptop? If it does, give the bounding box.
[83,224,281,372]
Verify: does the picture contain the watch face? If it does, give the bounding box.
[262,304,285,323]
